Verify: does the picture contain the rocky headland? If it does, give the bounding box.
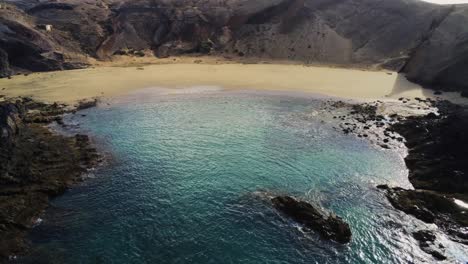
[330,98,468,259]
[382,101,468,250]
[0,97,99,259]
[316,97,468,259]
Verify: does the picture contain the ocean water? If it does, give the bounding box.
[23,89,467,263]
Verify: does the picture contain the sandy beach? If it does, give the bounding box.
[0,57,465,104]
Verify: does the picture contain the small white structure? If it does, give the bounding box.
[38,24,53,32]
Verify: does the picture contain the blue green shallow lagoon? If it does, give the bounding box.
[23,88,468,263]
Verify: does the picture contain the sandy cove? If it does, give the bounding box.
[0,56,466,105]
[1,57,468,260]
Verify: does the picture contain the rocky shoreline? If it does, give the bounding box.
[326,98,468,260]
[380,101,468,258]
[0,97,99,260]
[0,93,467,260]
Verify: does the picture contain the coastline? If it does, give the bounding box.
[0,98,100,260]
[0,60,467,260]
[315,96,468,258]
[384,101,468,246]
[1,57,466,105]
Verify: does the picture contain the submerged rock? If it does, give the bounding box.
[412,230,447,261]
[271,196,352,244]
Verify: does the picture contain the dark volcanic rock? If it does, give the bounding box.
[0,101,23,184]
[0,4,88,76]
[271,196,352,244]
[384,187,468,245]
[386,188,467,226]
[376,184,389,190]
[412,230,447,260]
[0,98,99,259]
[0,48,11,78]
[391,103,468,194]
[76,98,98,110]
[380,102,468,245]
[26,1,112,57]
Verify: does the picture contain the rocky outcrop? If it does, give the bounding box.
[0,48,11,78]
[381,187,468,245]
[412,230,447,261]
[0,98,99,259]
[26,1,113,56]
[391,102,468,194]
[271,196,352,244]
[76,98,98,111]
[0,4,88,75]
[0,100,23,167]
[333,98,468,247]
[403,5,468,92]
[373,101,468,246]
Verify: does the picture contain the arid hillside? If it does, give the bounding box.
[1,0,468,92]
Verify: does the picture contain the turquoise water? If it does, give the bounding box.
[23,89,466,263]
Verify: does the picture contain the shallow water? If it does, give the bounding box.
[24,89,467,263]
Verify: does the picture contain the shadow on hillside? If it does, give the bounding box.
[388,74,434,99]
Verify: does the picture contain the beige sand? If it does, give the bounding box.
[0,57,465,104]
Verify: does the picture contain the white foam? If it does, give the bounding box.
[162,85,224,94]
[33,217,43,227]
[454,199,468,209]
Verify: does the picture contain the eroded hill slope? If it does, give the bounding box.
[1,0,467,92]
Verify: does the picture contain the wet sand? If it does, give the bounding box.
[0,58,465,104]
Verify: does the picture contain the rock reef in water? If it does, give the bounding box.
[332,99,468,250]
[384,187,468,245]
[391,102,468,194]
[375,101,468,247]
[271,196,352,244]
[0,98,99,259]
[412,230,447,261]
[0,0,467,93]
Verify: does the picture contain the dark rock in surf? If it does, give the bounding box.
[426,112,438,119]
[271,196,352,244]
[412,230,447,261]
[382,187,468,245]
[376,184,389,190]
[391,103,468,194]
[76,99,98,110]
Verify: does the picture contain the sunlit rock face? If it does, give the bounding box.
[403,5,468,92]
